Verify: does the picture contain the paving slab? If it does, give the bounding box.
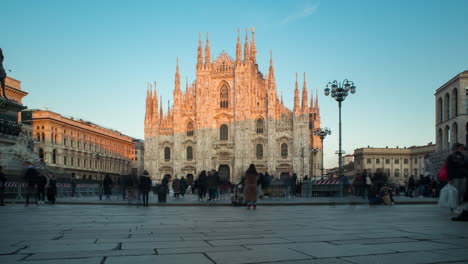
[157,245,247,254]
[343,251,466,264]
[206,248,311,264]
[104,254,213,264]
[376,241,464,252]
[122,240,210,250]
[432,248,468,259]
[24,249,155,260]
[23,257,103,264]
[0,255,27,264]
[207,237,290,246]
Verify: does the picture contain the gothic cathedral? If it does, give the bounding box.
[144,29,322,183]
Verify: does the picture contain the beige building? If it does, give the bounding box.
[3,76,28,107]
[21,110,135,180]
[353,144,436,185]
[132,139,145,177]
[435,70,468,151]
[144,29,322,182]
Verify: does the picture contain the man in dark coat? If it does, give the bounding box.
[172,175,181,199]
[198,171,207,201]
[291,173,298,197]
[47,173,57,204]
[139,170,152,206]
[446,143,468,203]
[37,173,47,204]
[24,165,39,206]
[103,174,113,200]
[180,176,188,197]
[0,166,6,206]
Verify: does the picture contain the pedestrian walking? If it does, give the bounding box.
[24,165,39,206]
[446,143,468,221]
[244,164,258,210]
[37,173,47,204]
[158,175,169,203]
[408,175,416,197]
[198,171,207,201]
[0,166,6,206]
[47,173,57,204]
[139,170,152,207]
[103,174,113,200]
[172,175,180,199]
[71,173,77,199]
[180,176,188,198]
[291,173,297,197]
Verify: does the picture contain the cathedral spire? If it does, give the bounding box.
[197,32,203,69]
[315,89,320,112]
[160,96,163,119]
[302,72,308,112]
[236,28,242,64]
[269,50,275,79]
[310,88,314,111]
[244,28,250,63]
[186,76,188,90]
[175,58,181,92]
[250,27,257,63]
[205,32,211,67]
[153,82,158,118]
[294,73,301,115]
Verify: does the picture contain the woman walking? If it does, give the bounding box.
[244,164,258,210]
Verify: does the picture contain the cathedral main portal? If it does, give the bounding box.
[218,165,230,181]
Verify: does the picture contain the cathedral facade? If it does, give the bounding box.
[144,29,322,183]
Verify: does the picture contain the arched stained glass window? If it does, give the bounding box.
[164,147,171,161]
[256,118,264,133]
[220,124,228,140]
[256,144,263,159]
[281,143,288,158]
[187,146,193,161]
[220,84,229,108]
[187,121,194,137]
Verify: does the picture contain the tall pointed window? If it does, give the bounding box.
[220,124,228,140]
[164,147,171,161]
[220,84,229,108]
[281,143,288,158]
[256,144,263,159]
[187,121,194,137]
[187,146,193,161]
[256,118,264,133]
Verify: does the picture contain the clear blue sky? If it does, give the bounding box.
[3,0,468,168]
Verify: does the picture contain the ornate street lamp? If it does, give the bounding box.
[309,148,319,180]
[324,79,356,178]
[314,127,331,179]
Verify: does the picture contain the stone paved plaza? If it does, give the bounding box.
[1,204,467,264]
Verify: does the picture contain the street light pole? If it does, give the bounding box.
[309,148,319,180]
[314,128,331,179]
[324,80,356,178]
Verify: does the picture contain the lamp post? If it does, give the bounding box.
[309,148,319,180]
[324,80,356,178]
[314,127,331,179]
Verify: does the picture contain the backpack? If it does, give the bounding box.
[438,163,448,182]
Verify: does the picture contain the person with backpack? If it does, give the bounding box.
[446,143,468,221]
